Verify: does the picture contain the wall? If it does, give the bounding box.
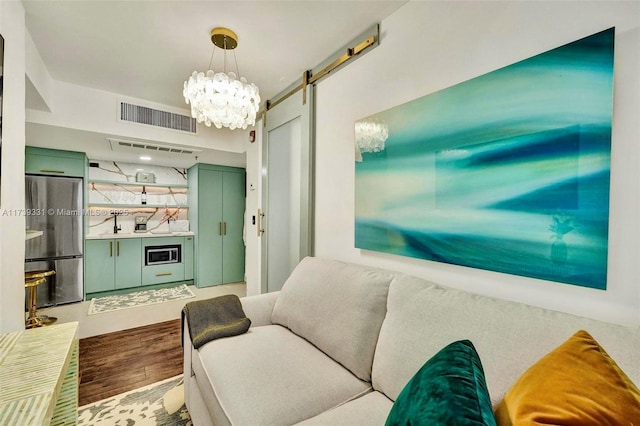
[0,1,26,333]
[244,121,262,296]
[26,80,247,154]
[314,1,640,325]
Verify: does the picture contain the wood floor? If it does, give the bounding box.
[78,319,183,406]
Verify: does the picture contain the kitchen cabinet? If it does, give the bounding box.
[184,236,194,281]
[25,147,86,177]
[85,238,142,294]
[140,236,185,285]
[115,239,143,289]
[188,164,245,287]
[85,235,194,296]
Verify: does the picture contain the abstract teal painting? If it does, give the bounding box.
[355,28,614,289]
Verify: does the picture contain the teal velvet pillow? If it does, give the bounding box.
[385,340,496,426]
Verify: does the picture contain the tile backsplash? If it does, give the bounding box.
[87,161,190,235]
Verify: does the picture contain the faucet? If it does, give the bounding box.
[112,212,122,234]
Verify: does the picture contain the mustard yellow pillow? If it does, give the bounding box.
[494,330,640,425]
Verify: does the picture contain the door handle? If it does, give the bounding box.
[223,222,227,236]
[257,209,265,237]
[109,241,113,257]
[117,241,120,256]
[39,169,65,174]
[218,222,222,236]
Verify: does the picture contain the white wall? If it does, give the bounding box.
[26,80,247,153]
[314,1,640,325]
[0,0,27,333]
[245,121,262,296]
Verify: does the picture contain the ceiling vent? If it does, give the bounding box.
[119,101,197,134]
[107,138,202,156]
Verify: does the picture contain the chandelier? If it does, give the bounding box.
[183,27,260,130]
[355,120,389,154]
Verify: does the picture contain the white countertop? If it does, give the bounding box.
[86,231,194,239]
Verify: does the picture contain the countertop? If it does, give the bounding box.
[86,231,194,239]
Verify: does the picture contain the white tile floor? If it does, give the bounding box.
[38,283,246,338]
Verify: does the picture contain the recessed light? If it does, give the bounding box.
[139,155,152,161]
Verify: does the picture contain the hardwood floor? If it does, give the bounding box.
[78,319,183,406]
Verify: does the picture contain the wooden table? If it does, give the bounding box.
[0,322,79,425]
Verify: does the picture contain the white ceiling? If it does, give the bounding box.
[22,0,407,167]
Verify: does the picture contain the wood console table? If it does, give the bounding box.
[0,322,79,425]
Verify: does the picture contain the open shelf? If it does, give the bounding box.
[88,204,188,209]
[88,180,188,195]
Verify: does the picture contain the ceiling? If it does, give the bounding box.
[22,0,407,167]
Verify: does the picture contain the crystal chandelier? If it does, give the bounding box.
[355,120,389,154]
[183,27,260,130]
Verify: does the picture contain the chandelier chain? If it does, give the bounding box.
[208,46,216,71]
[233,49,240,78]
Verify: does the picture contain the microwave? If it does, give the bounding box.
[145,245,181,266]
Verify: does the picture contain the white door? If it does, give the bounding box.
[262,86,314,293]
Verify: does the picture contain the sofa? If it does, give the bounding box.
[183,256,640,425]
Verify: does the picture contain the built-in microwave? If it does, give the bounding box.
[145,245,181,266]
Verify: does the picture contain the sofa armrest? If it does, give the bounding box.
[241,291,280,327]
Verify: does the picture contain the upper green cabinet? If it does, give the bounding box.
[25,147,86,177]
[188,164,245,287]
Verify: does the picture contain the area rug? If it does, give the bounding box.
[78,375,191,425]
[88,284,195,315]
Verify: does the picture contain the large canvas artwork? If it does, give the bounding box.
[355,28,615,289]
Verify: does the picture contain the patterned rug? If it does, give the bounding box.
[78,375,191,425]
[88,284,196,315]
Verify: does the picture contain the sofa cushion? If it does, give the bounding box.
[295,391,393,426]
[385,340,496,426]
[372,276,640,405]
[494,330,640,425]
[271,256,395,381]
[194,325,372,425]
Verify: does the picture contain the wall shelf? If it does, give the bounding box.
[89,180,188,193]
[88,204,188,209]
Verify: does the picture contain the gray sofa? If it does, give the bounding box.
[183,256,640,425]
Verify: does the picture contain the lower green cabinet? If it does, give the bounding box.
[85,238,142,294]
[85,240,116,293]
[86,236,194,296]
[141,263,184,286]
[184,236,194,281]
[115,239,142,289]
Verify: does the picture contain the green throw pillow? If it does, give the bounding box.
[385,340,496,426]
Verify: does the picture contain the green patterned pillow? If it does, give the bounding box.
[385,340,496,426]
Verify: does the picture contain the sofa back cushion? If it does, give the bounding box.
[372,277,640,405]
[271,257,394,381]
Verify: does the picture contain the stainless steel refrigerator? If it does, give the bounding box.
[25,175,84,307]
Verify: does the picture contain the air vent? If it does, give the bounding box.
[107,138,201,156]
[119,101,197,133]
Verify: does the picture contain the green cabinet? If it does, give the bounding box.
[85,240,116,294]
[86,235,193,296]
[188,164,245,287]
[85,238,141,294]
[140,236,185,285]
[184,236,194,281]
[25,147,86,177]
[114,239,142,289]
